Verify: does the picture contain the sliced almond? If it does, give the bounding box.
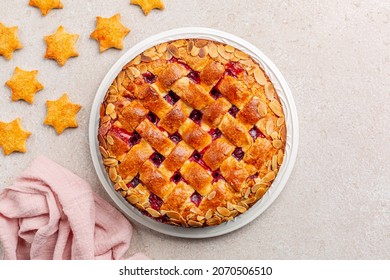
[242,197,256,204]
[277,117,284,127]
[106,135,114,145]
[208,42,218,58]
[207,190,216,200]
[266,119,274,135]
[167,44,180,58]
[165,210,181,220]
[269,100,284,117]
[132,55,141,65]
[139,64,148,74]
[233,204,247,214]
[118,180,128,191]
[129,66,140,77]
[199,46,208,58]
[217,206,231,217]
[127,195,139,204]
[140,54,153,62]
[190,46,200,57]
[105,103,115,115]
[188,220,203,227]
[244,187,251,199]
[227,202,234,211]
[103,158,118,167]
[217,44,231,60]
[172,39,186,48]
[272,139,283,149]
[197,215,205,222]
[277,149,284,165]
[279,126,287,142]
[205,209,213,220]
[255,187,267,200]
[157,42,168,53]
[165,51,172,60]
[262,171,276,183]
[98,134,107,149]
[186,40,194,54]
[258,101,268,117]
[239,201,249,209]
[225,44,235,53]
[272,155,278,171]
[265,82,276,100]
[206,216,221,226]
[270,131,279,140]
[251,183,268,193]
[194,39,208,48]
[254,67,267,85]
[110,111,117,120]
[109,167,117,181]
[108,85,118,95]
[106,94,118,103]
[146,208,161,218]
[234,49,250,60]
[99,146,109,158]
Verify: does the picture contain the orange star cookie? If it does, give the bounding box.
[0,22,23,60]
[90,14,130,52]
[44,26,79,66]
[130,0,164,15]
[44,93,81,134]
[0,118,31,155]
[5,67,44,104]
[29,0,63,16]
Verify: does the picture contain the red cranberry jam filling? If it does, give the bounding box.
[210,87,222,99]
[169,132,182,144]
[189,109,202,124]
[128,131,141,146]
[212,169,224,183]
[226,61,244,77]
[146,112,159,125]
[164,90,180,105]
[187,70,201,84]
[249,126,265,140]
[149,193,164,210]
[142,71,157,84]
[228,105,239,117]
[191,151,202,161]
[170,172,183,184]
[150,152,165,167]
[110,127,131,143]
[190,192,203,207]
[232,147,244,161]
[127,174,141,188]
[208,128,222,140]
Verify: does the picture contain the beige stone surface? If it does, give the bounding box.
[0,0,389,259]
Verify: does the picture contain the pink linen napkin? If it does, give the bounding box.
[0,156,147,260]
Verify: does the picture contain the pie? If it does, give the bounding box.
[97,38,286,227]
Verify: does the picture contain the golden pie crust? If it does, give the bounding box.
[98,39,286,227]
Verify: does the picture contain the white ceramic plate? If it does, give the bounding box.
[89,27,299,238]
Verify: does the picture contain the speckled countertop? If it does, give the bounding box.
[0,0,389,259]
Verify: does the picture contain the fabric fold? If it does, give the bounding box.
[0,156,146,260]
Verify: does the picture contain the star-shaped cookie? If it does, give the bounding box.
[5,67,44,104]
[29,0,63,16]
[44,26,79,66]
[0,22,23,60]
[131,0,165,15]
[0,118,31,155]
[90,14,130,52]
[44,93,81,134]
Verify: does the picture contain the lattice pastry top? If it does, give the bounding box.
[98,39,286,227]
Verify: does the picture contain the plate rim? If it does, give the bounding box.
[88,27,299,238]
